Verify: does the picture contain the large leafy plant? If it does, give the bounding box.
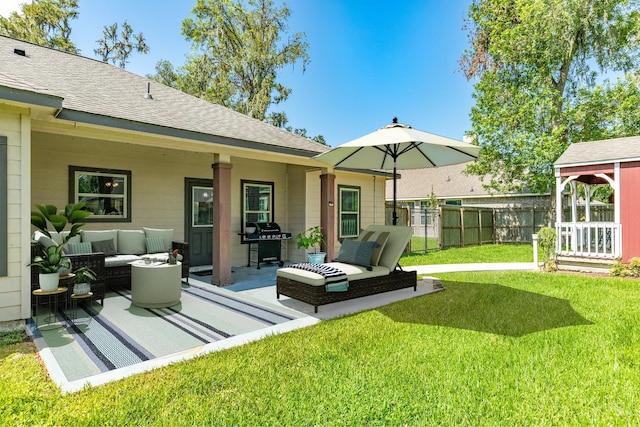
[30,203,92,273]
[31,202,92,243]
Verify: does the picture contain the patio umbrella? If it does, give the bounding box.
[314,118,481,225]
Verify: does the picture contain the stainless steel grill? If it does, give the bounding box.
[241,222,291,269]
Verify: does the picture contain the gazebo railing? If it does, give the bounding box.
[556,222,621,258]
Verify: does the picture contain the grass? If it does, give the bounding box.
[401,242,533,266]
[2,245,638,425]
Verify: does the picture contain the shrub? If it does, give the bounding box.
[611,257,640,277]
[537,227,557,272]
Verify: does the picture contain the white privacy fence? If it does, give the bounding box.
[556,222,621,258]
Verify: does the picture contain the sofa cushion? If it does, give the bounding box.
[118,229,146,255]
[357,230,390,266]
[82,230,118,253]
[143,227,174,251]
[91,239,117,256]
[105,254,142,268]
[67,241,92,254]
[337,239,379,268]
[145,237,165,254]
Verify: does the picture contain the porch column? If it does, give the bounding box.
[212,160,233,285]
[320,172,336,261]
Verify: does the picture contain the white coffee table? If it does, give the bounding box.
[130,261,182,308]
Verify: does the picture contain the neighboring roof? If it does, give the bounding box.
[555,136,640,167]
[0,36,328,157]
[385,162,525,200]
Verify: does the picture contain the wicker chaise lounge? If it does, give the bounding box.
[276,225,417,312]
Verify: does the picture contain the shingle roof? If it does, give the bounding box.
[385,162,497,200]
[0,36,328,157]
[555,136,640,167]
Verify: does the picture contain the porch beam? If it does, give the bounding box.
[211,161,234,286]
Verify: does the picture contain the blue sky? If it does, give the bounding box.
[2,0,475,146]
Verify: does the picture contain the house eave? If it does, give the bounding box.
[57,109,325,159]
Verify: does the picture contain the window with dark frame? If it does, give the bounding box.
[69,166,131,222]
[339,185,360,238]
[241,180,273,230]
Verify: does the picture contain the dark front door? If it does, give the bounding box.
[185,178,213,267]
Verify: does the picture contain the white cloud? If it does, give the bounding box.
[0,0,27,17]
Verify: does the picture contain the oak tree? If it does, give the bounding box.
[460,0,640,199]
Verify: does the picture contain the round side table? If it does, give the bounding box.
[70,292,93,325]
[32,287,68,329]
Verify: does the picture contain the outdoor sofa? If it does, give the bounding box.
[31,228,189,306]
[276,225,416,312]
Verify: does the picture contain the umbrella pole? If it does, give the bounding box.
[393,164,397,225]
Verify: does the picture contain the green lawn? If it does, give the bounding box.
[402,242,534,265]
[2,246,637,425]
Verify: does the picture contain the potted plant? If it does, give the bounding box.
[71,266,97,295]
[296,225,326,264]
[30,245,72,291]
[30,203,92,290]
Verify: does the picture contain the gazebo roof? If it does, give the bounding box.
[555,136,640,167]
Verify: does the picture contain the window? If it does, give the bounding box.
[242,180,273,230]
[407,202,415,226]
[339,186,360,238]
[70,166,131,222]
[192,186,213,227]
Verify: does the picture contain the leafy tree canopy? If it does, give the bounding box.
[461,0,640,197]
[0,0,148,68]
[95,21,149,68]
[0,0,79,53]
[150,0,309,122]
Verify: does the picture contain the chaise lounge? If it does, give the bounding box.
[276,225,417,312]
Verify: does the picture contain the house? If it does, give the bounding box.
[554,136,640,269]
[0,36,390,325]
[385,162,550,238]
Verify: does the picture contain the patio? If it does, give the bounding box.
[28,262,443,393]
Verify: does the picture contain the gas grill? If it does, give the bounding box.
[241,222,291,269]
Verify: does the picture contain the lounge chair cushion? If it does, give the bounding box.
[357,230,390,266]
[337,239,379,268]
[277,262,390,287]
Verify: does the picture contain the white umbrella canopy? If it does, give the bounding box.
[314,118,481,224]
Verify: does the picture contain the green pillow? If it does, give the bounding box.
[145,237,165,253]
[67,241,93,254]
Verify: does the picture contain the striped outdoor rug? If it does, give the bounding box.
[29,283,302,383]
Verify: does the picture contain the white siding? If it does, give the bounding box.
[0,108,31,323]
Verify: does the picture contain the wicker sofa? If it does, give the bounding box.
[276,225,416,312]
[31,227,189,293]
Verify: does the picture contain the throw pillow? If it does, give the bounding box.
[143,227,174,251]
[357,230,390,266]
[145,237,165,254]
[82,229,118,253]
[91,239,117,256]
[337,239,380,268]
[68,241,93,254]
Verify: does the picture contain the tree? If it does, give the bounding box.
[95,21,149,68]
[178,0,310,121]
[0,0,79,53]
[460,0,640,200]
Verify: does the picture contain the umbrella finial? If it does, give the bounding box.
[392,117,398,124]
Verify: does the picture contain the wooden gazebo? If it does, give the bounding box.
[554,136,640,266]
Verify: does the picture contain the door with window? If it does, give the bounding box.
[185,178,213,266]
